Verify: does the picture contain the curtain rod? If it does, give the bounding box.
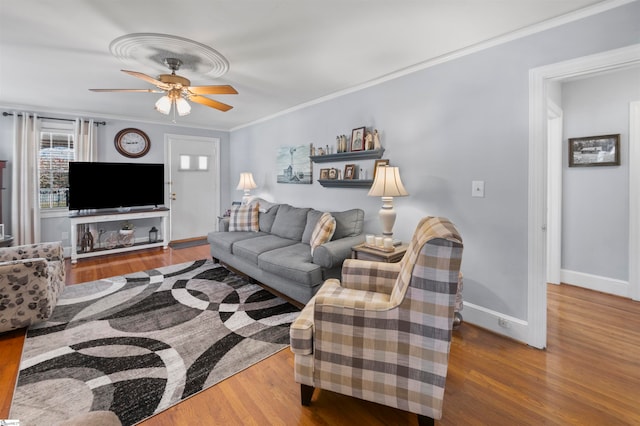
[2,112,106,126]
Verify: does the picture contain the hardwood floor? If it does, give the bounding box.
[1,246,639,425]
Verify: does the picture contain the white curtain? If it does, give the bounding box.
[75,118,97,161]
[11,112,41,245]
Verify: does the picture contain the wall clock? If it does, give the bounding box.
[114,128,151,158]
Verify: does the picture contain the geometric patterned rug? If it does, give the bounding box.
[10,259,300,426]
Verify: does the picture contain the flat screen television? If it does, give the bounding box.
[68,162,165,211]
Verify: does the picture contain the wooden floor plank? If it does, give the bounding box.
[1,246,639,425]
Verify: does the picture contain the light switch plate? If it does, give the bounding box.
[472,180,485,197]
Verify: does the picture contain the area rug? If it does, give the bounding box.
[10,259,300,426]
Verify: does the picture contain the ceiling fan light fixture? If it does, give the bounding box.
[175,97,191,116]
[93,49,237,115]
[155,95,172,114]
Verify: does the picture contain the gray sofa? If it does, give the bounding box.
[207,200,365,304]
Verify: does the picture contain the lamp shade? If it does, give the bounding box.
[367,166,409,197]
[236,172,257,190]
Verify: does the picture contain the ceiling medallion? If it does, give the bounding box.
[109,33,229,77]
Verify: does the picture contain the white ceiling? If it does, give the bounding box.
[0,0,612,131]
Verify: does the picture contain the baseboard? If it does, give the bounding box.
[560,269,628,298]
[461,302,529,344]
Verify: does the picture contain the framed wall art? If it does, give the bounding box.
[568,134,620,167]
[319,168,330,180]
[344,164,356,179]
[350,127,366,152]
[276,144,312,184]
[373,159,389,179]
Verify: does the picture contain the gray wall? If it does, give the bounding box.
[229,2,640,320]
[562,67,640,281]
[0,113,230,246]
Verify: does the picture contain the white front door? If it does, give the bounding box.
[165,134,220,242]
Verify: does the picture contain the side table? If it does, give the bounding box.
[351,243,408,263]
[0,236,13,247]
[217,216,230,232]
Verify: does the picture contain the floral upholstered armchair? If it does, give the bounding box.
[290,217,463,425]
[0,242,66,333]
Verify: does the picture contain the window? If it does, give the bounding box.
[39,121,74,209]
[179,154,209,171]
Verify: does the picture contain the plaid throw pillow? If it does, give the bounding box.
[310,212,336,255]
[229,203,259,232]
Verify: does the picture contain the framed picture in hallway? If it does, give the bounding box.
[568,134,620,167]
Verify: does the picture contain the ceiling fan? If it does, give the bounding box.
[90,58,237,115]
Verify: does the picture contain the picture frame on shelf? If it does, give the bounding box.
[319,168,330,180]
[344,164,356,179]
[568,134,620,167]
[328,168,338,180]
[373,159,389,179]
[350,127,366,152]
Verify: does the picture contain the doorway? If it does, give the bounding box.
[528,44,640,349]
[165,134,220,242]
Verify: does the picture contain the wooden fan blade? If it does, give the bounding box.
[121,70,170,90]
[189,95,233,112]
[188,85,238,95]
[89,88,163,93]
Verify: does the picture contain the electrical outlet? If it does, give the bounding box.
[498,317,511,328]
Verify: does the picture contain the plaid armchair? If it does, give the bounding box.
[0,242,66,333]
[290,217,463,425]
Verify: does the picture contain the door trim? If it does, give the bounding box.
[629,101,640,301]
[164,133,220,242]
[528,44,640,349]
[546,100,563,286]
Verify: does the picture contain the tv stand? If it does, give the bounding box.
[69,208,169,264]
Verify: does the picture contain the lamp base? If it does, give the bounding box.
[378,196,396,238]
[242,190,252,205]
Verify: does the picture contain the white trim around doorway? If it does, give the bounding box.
[528,44,640,349]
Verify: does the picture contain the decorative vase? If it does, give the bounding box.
[119,229,135,247]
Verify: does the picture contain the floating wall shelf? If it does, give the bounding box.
[310,148,385,163]
[317,179,373,188]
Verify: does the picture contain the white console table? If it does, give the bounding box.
[70,208,169,264]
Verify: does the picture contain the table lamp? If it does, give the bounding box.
[367,165,408,239]
[236,172,257,205]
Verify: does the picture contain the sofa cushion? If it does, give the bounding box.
[259,204,280,233]
[310,213,336,255]
[233,235,297,265]
[331,208,364,239]
[250,197,278,213]
[301,209,324,244]
[208,231,266,254]
[229,203,259,232]
[270,204,310,241]
[258,243,323,286]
